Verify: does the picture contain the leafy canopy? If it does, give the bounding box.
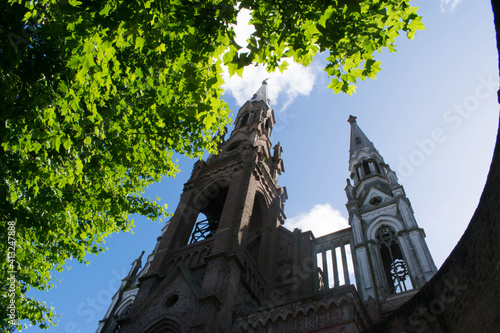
[0,0,423,330]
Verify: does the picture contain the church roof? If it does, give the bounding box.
[348,115,377,158]
[249,79,270,106]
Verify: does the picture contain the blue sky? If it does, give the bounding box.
[25,1,499,332]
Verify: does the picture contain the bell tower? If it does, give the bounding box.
[345,115,437,307]
[98,106,439,333]
[109,81,287,333]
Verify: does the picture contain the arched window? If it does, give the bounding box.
[376,225,412,294]
[144,318,183,333]
[239,113,250,128]
[374,162,381,174]
[265,118,272,136]
[246,195,267,263]
[188,186,228,244]
[362,160,371,175]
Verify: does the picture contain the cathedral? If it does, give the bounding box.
[96,81,437,332]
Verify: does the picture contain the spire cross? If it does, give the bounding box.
[348,115,357,123]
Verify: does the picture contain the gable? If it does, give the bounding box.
[359,187,393,211]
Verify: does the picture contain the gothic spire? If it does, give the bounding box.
[249,79,270,106]
[348,115,377,158]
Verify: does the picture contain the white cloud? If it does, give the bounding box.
[222,8,320,112]
[284,204,349,237]
[222,62,319,113]
[440,0,461,13]
[233,8,254,50]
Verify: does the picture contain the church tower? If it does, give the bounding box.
[345,115,437,310]
[103,81,288,333]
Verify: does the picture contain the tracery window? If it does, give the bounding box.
[376,225,412,294]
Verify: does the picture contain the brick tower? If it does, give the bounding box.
[97,90,437,333]
[98,80,290,332]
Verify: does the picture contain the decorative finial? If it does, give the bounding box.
[262,78,270,85]
[347,115,357,123]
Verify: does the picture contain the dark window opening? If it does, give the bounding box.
[369,196,382,205]
[227,141,241,152]
[363,160,371,175]
[246,196,265,262]
[188,186,228,244]
[265,118,272,136]
[374,162,381,174]
[165,294,179,308]
[376,225,412,294]
[248,199,263,233]
[239,113,250,128]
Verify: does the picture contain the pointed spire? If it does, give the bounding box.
[348,115,377,158]
[127,250,145,278]
[249,79,270,105]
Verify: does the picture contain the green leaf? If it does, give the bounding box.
[278,61,289,73]
[23,11,32,21]
[410,19,426,31]
[68,0,83,7]
[135,37,146,51]
[156,43,166,53]
[54,135,61,152]
[10,191,17,203]
[62,138,71,150]
[327,79,343,94]
[99,4,113,17]
[318,6,335,28]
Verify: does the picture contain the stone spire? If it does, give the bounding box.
[249,79,270,106]
[344,116,437,307]
[348,115,377,158]
[346,115,385,191]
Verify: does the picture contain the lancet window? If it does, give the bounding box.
[376,225,412,294]
[188,186,228,244]
[362,160,371,176]
[239,113,250,129]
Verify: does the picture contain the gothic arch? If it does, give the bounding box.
[194,177,231,212]
[245,191,271,264]
[199,247,211,263]
[362,160,371,175]
[366,216,405,241]
[189,251,200,267]
[374,224,412,294]
[115,297,135,318]
[189,179,230,244]
[354,150,371,161]
[142,315,186,333]
[238,112,251,128]
[265,117,272,136]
